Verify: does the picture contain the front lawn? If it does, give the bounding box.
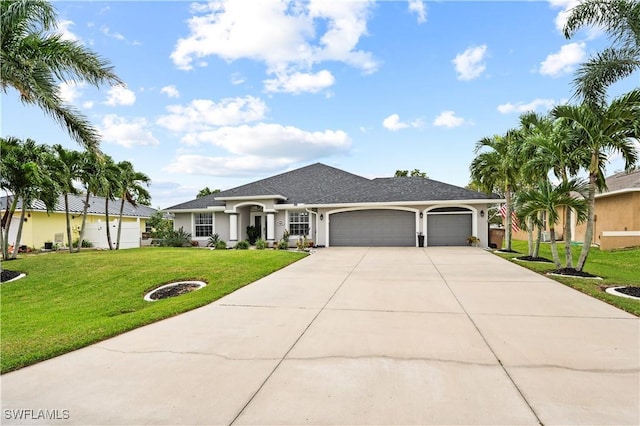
[0,248,307,373]
[493,241,640,316]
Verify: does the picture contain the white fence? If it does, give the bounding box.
[84,220,142,249]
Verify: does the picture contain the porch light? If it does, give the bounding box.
[419,212,423,218]
[320,214,324,221]
[480,210,485,218]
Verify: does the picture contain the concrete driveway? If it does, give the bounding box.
[1,247,638,425]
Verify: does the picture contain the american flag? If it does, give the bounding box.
[499,204,521,232]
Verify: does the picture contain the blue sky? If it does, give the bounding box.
[2,0,638,209]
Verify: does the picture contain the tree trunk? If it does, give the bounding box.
[504,187,513,251]
[564,207,574,269]
[64,193,73,253]
[10,205,27,259]
[77,192,91,252]
[1,196,17,260]
[116,198,125,250]
[549,227,561,268]
[105,198,113,250]
[533,214,542,258]
[577,171,597,271]
[527,217,534,257]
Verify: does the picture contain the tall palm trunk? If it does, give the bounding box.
[10,203,27,259]
[577,169,597,271]
[564,207,574,268]
[504,187,513,251]
[76,192,91,252]
[533,212,543,258]
[1,196,17,259]
[63,193,73,253]
[116,198,126,250]
[549,226,562,268]
[105,198,113,250]
[527,217,534,256]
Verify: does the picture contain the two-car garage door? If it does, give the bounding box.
[328,208,473,247]
[329,209,415,247]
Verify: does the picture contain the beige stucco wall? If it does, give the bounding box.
[575,192,639,247]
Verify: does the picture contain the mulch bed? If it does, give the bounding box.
[496,249,519,253]
[613,286,640,298]
[1,270,22,283]
[549,268,600,278]
[148,283,202,300]
[515,256,553,263]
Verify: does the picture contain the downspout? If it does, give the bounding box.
[305,208,318,245]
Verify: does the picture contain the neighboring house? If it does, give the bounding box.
[510,169,640,250]
[575,169,640,250]
[164,163,501,248]
[0,194,156,250]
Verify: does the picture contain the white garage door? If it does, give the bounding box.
[427,209,472,246]
[329,209,416,247]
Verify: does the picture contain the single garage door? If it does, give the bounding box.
[329,209,415,246]
[427,212,472,246]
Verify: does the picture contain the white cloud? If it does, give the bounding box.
[452,45,487,81]
[264,70,335,94]
[497,98,557,114]
[156,96,267,132]
[100,25,125,41]
[230,73,245,85]
[56,20,81,42]
[100,115,159,148]
[180,123,351,159]
[382,114,423,131]
[170,0,377,93]
[164,155,293,176]
[58,81,86,104]
[548,0,580,33]
[160,85,180,98]
[539,42,585,77]
[433,111,465,128]
[408,0,427,24]
[104,85,136,106]
[82,101,94,109]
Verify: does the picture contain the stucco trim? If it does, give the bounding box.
[596,188,640,199]
[602,231,640,237]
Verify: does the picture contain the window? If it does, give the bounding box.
[194,213,213,237]
[289,211,309,236]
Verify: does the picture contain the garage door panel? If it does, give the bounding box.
[330,210,415,247]
[427,214,472,246]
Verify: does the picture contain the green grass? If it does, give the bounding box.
[493,241,640,316]
[0,248,307,373]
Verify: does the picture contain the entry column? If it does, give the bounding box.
[229,213,238,241]
[266,213,275,241]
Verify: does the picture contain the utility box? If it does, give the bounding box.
[489,228,505,249]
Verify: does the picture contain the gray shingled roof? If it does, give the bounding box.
[0,193,156,218]
[602,169,640,193]
[314,176,500,204]
[166,163,498,210]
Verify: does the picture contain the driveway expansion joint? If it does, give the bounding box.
[284,354,499,367]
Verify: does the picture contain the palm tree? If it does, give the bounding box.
[0,137,57,259]
[1,0,123,150]
[553,89,640,271]
[52,145,82,252]
[74,150,103,252]
[563,0,640,106]
[519,112,588,267]
[115,161,151,250]
[516,179,589,268]
[97,156,122,250]
[470,130,523,252]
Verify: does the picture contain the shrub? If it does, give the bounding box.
[277,239,289,250]
[161,227,192,247]
[296,236,308,251]
[214,240,227,250]
[207,233,220,247]
[246,226,260,245]
[235,240,250,250]
[72,239,93,248]
[255,238,267,250]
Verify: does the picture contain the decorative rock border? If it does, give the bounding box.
[605,286,640,301]
[144,281,206,302]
